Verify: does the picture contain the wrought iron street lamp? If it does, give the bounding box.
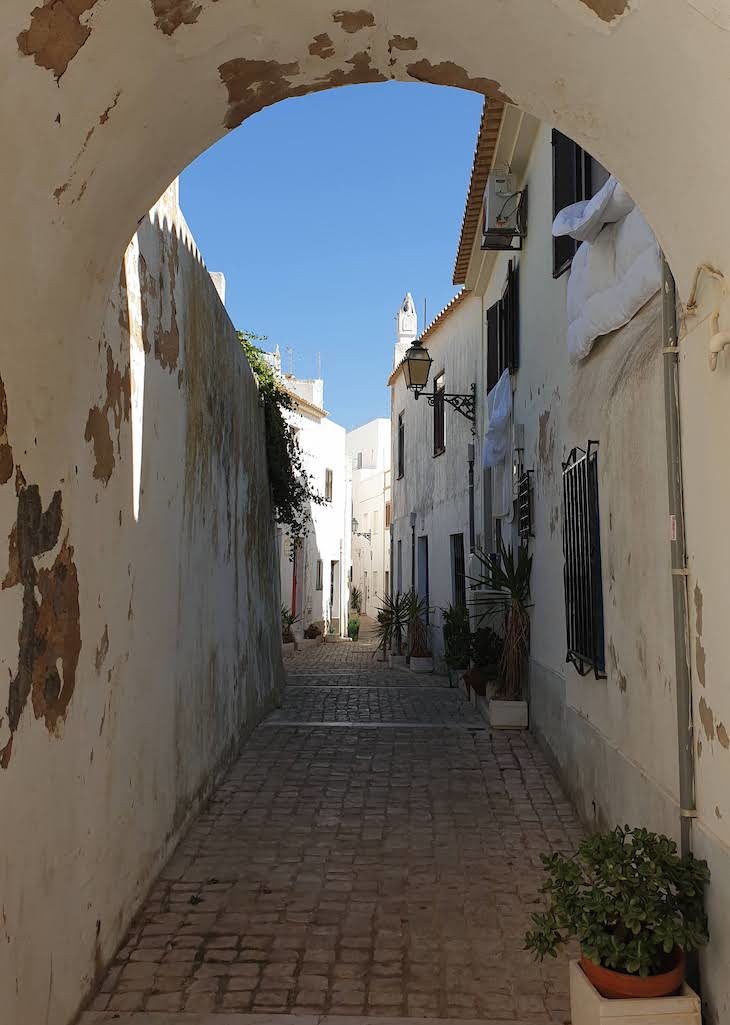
[402,343,477,433]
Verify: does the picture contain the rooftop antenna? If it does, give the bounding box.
[285,346,295,376]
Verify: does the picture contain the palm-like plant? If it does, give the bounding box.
[468,536,532,700]
[374,591,410,658]
[404,590,431,658]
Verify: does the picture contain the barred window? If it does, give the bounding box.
[324,468,333,503]
[562,443,605,676]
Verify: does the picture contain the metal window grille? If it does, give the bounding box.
[517,470,533,540]
[433,373,445,454]
[450,533,466,608]
[562,442,605,677]
[325,468,333,502]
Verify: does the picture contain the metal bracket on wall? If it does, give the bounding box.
[414,382,477,434]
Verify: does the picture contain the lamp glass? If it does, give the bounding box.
[403,344,433,391]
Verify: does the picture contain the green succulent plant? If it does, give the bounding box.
[525,825,710,978]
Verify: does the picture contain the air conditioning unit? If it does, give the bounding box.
[482,170,527,252]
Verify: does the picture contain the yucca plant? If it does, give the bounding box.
[442,603,472,669]
[374,591,410,657]
[468,536,532,700]
[404,590,431,658]
[281,604,299,644]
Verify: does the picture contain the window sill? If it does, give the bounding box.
[433,447,446,458]
[553,259,572,279]
[397,472,404,480]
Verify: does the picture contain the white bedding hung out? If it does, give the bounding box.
[552,175,662,363]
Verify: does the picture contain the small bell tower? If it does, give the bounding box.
[394,293,418,368]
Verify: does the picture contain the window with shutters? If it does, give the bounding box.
[385,501,392,529]
[486,259,520,391]
[433,372,445,455]
[397,412,405,479]
[552,129,593,278]
[324,468,333,503]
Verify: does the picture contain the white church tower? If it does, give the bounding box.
[394,292,418,368]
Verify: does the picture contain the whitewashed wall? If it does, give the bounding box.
[0,184,283,1025]
[390,295,483,659]
[461,118,730,1022]
[347,418,391,618]
[279,406,349,637]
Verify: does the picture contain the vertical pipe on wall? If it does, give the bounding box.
[661,253,696,860]
[468,443,476,553]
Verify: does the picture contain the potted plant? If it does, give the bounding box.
[468,536,532,728]
[281,604,299,653]
[465,625,503,697]
[406,591,433,673]
[525,826,709,1020]
[442,603,472,678]
[374,592,409,667]
[348,615,360,641]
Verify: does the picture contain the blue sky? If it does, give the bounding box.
[181,82,482,429]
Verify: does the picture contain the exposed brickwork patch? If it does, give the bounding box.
[84,346,131,484]
[219,58,302,130]
[578,0,628,22]
[1,472,80,768]
[309,33,336,59]
[406,59,511,103]
[0,374,14,485]
[17,0,99,80]
[389,34,418,51]
[332,9,375,33]
[151,0,203,35]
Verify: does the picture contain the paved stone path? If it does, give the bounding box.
[88,638,582,1022]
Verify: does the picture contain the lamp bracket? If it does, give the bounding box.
[413,382,477,433]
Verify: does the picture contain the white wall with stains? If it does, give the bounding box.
[458,118,730,1023]
[0,185,283,1025]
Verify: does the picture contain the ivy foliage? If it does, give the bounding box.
[238,330,322,543]
[525,826,710,977]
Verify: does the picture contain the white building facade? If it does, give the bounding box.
[346,418,392,619]
[390,99,730,1019]
[275,364,351,639]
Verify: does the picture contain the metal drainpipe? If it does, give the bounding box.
[468,443,476,554]
[661,253,697,859]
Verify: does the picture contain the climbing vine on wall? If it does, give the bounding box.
[238,331,322,545]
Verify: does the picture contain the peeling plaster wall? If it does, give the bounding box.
[0,183,282,1025]
[486,125,730,1023]
[677,308,730,1025]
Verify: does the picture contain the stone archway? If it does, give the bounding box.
[2,3,730,1024]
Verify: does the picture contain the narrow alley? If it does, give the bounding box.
[84,636,582,1024]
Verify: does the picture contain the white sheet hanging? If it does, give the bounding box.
[552,176,662,363]
[482,369,512,469]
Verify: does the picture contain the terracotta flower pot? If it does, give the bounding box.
[580,948,685,999]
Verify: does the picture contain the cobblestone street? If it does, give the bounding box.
[87,638,582,1023]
